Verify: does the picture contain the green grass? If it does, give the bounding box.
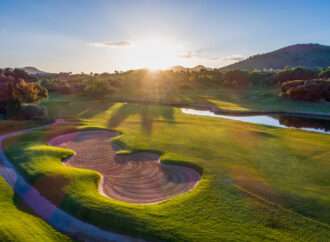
[41,85,330,120]
[0,121,72,242]
[0,174,71,242]
[4,100,330,241]
[184,86,330,114]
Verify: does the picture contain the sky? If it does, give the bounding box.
[1,0,330,73]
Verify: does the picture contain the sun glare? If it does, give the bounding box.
[131,36,184,70]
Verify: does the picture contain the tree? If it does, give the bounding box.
[275,67,318,83]
[11,79,48,103]
[280,79,330,102]
[223,70,249,87]
[83,78,116,97]
[319,68,330,79]
[0,69,48,118]
[248,71,275,86]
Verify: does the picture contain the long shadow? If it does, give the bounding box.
[13,175,70,218]
[45,96,114,120]
[78,102,114,119]
[108,103,174,135]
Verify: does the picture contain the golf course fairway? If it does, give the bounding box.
[3,102,330,242]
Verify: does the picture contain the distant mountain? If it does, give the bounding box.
[170,65,187,72]
[191,65,208,72]
[220,44,330,71]
[169,65,212,72]
[20,66,53,77]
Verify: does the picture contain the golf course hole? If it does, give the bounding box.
[49,130,201,204]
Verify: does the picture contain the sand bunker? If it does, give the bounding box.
[49,130,200,204]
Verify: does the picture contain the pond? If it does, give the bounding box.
[181,108,330,134]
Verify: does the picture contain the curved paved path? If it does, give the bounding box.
[49,130,200,204]
[0,120,146,242]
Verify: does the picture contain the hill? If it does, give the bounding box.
[220,43,330,71]
[169,65,212,72]
[20,66,54,77]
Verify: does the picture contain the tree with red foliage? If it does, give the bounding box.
[0,69,48,118]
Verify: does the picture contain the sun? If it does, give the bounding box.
[130,36,184,70]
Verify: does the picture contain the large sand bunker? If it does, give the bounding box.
[49,130,200,204]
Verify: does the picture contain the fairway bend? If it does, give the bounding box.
[0,120,147,242]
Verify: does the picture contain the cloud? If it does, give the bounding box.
[177,51,193,59]
[178,49,246,67]
[89,40,133,48]
[178,48,245,64]
[222,54,245,62]
[178,49,220,61]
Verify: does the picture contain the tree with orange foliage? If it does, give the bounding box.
[0,68,48,118]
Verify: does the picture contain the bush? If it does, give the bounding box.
[275,68,318,83]
[248,71,276,86]
[280,79,330,102]
[223,70,250,87]
[11,79,48,103]
[319,68,330,79]
[20,104,48,120]
[83,79,117,97]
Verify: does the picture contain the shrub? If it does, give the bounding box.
[11,79,48,103]
[248,71,276,86]
[319,68,330,79]
[223,70,250,87]
[275,67,318,83]
[280,79,330,102]
[20,104,48,120]
[83,79,117,97]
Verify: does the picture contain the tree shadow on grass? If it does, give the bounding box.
[77,102,114,119]
[13,175,70,217]
[108,103,175,135]
[45,96,115,120]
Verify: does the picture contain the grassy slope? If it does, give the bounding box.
[0,121,69,241]
[0,122,72,242]
[186,86,330,114]
[42,85,330,118]
[0,178,72,242]
[4,100,330,242]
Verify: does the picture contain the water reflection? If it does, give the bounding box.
[278,115,330,133]
[181,108,330,134]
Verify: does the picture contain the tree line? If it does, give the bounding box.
[41,66,330,93]
[1,65,329,120]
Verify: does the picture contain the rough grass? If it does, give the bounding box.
[4,101,330,242]
[0,178,73,242]
[196,87,330,113]
[42,86,330,120]
[0,120,72,242]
